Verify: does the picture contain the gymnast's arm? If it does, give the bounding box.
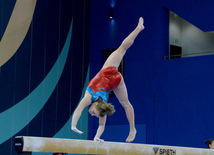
[71,91,92,134]
[94,115,107,144]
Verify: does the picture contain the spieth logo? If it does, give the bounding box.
[153,147,176,155]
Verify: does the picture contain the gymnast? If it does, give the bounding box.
[71,17,145,144]
[205,139,214,149]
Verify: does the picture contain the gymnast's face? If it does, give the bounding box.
[88,102,100,118]
[209,141,214,149]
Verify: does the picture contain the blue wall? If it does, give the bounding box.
[90,0,214,149]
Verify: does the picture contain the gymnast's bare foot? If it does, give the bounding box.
[137,17,145,31]
[126,129,137,142]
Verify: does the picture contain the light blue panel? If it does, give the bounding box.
[101,124,146,144]
[0,19,73,145]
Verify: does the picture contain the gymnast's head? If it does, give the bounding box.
[205,139,214,149]
[88,97,115,117]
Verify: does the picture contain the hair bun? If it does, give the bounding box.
[107,103,115,116]
[96,99,116,117]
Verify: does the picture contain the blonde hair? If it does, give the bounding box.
[94,97,115,117]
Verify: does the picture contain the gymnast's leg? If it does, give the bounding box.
[113,77,136,142]
[102,17,144,69]
[104,17,144,142]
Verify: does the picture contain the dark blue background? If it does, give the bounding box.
[89,0,214,149]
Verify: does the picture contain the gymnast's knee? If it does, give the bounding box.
[120,100,131,108]
[121,39,134,50]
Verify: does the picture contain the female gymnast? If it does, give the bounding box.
[205,139,214,149]
[71,17,145,144]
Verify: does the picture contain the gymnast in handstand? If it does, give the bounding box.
[71,17,145,143]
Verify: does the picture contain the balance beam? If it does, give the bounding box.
[14,136,214,155]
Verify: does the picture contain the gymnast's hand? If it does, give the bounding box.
[94,136,104,145]
[71,126,84,134]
